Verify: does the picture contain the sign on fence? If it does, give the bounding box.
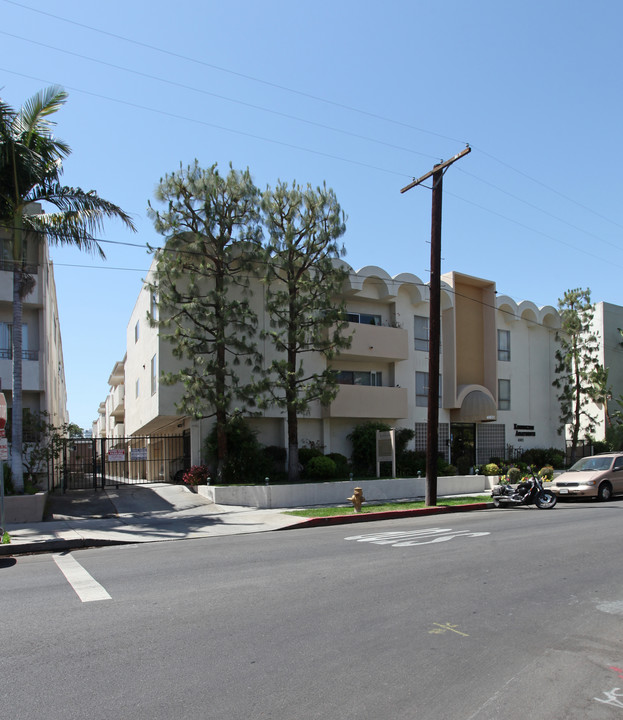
[107,449,125,462]
[131,447,147,461]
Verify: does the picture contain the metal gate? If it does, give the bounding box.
[56,433,191,492]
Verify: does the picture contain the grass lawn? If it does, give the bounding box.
[284,495,492,518]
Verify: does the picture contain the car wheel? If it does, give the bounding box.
[597,482,613,502]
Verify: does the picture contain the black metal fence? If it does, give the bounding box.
[51,433,190,492]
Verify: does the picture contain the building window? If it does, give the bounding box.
[151,354,157,396]
[337,370,382,386]
[346,312,382,326]
[0,322,32,359]
[416,371,441,407]
[150,290,158,323]
[135,378,140,398]
[414,315,429,351]
[135,320,140,343]
[498,330,510,361]
[498,379,510,410]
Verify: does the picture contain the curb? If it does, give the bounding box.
[0,501,495,555]
[279,501,494,530]
[0,537,132,556]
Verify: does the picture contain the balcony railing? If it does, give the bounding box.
[0,259,38,274]
[0,349,39,360]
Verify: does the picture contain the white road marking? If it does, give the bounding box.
[53,553,112,603]
[345,527,490,547]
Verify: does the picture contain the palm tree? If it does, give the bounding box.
[0,86,136,492]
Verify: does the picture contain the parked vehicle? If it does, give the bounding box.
[491,470,557,509]
[549,453,623,501]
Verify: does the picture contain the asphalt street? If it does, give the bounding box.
[4,499,623,719]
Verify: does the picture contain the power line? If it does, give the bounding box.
[0,66,414,181]
[0,31,442,165]
[5,0,621,234]
[0,0,468,147]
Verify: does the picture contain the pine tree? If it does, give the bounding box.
[261,180,351,482]
[148,161,264,476]
[553,288,604,463]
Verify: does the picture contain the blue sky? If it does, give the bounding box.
[2,0,622,431]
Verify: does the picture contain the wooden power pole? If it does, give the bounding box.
[400,145,471,506]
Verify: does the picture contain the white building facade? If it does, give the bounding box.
[98,259,564,473]
[0,224,69,436]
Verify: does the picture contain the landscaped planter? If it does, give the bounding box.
[3,492,48,523]
[198,475,490,509]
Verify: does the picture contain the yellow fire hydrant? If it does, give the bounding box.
[348,487,365,513]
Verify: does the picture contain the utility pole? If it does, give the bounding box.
[401,145,471,506]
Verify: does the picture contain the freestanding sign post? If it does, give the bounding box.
[0,392,7,537]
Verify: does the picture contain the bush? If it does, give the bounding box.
[204,416,272,483]
[298,447,323,469]
[348,421,391,476]
[483,463,500,476]
[306,456,337,479]
[539,465,554,480]
[263,445,287,473]
[326,452,350,478]
[397,450,426,477]
[182,465,211,486]
[519,447,564,468]
[507,467,521,483]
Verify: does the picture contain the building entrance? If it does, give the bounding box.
[450,423,476,474]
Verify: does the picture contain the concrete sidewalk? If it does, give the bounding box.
[0,483,493,555]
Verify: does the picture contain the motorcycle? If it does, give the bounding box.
[491,470,557,509]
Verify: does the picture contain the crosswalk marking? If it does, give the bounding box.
[53,553,112,602]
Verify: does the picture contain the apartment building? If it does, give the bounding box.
[98,258,563,472]
[0,217,69,433]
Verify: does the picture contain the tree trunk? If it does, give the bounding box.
[287,403,299,483]
[11,265,24,493]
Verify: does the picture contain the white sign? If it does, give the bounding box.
[376,429,396,478]
[107,449,125,462]
[0,437,8,461]
[131,447,147,460]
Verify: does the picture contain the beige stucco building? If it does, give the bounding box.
[96,258,564,474]
[0,219,69,435]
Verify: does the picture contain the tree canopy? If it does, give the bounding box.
[0,86,135,492]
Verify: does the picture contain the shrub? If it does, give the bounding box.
[483,463,500,476]
[539,465,554,480]
[519,447,564,468]
[347,421,391,476]
[298,447,323,469]
[397,450,426,477]
[507,467,521,483]
[182,465,211,486]
[326,452,350,478]
[204,416,272,483]
[306,456,337,479]
[263,445,287,473]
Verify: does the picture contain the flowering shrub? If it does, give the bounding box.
[539,465,554,481]
[182,465,211,486]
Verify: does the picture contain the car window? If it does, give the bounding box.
[614,458,623,471]
[571,457,613,471]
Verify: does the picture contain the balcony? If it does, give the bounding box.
[339,322,408,362]
[111,384,125,420]
[323,384,408,419]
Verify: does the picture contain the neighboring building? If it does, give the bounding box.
[0,213,69,436]
[96,258,564,473]
[587,302,623,438]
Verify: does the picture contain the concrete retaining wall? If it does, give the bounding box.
[198,476,496,508]
[3,492,48,523]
